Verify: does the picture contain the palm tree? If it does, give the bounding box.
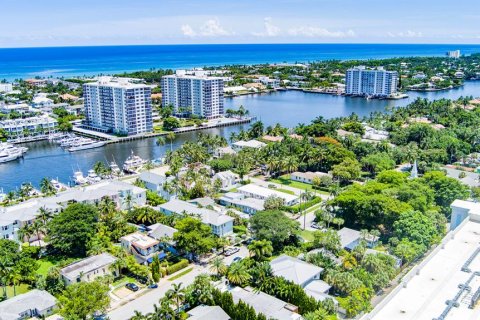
[0,258,12,298]
[40,177,56,195]
[17,224,33,244]
[166,282,185,311]
[123,193,134,213]
[227,262,251,286]
[36,206,53,226]
[98,196,117,221]
[209,256,227,277]
[31,220,46,247]
[7,269,21,297]
[156,136,166,148]
[248,240,273,261]
[167,132,176,152]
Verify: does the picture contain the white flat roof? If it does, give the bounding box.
[365,219,480,320]
[237,184,298,203]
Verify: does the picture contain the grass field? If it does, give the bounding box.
[299,230,316,242]
[5,283,30,298]
[168,267,193,281]
[269,175,329,195]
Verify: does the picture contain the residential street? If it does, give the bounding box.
[108,265,208,320]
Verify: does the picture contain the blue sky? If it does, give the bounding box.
[1,0,479,47]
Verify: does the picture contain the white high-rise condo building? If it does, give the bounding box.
[161,75,224,119]
[83,77,153,135]
[447,50,461,59]
[345,66,398,98]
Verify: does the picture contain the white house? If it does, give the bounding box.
[121,232,164,264]
[338,227,378,251]
[290,171,331,185]
[237,184,298,206]
[214,146,236,158]
[139,171,175,200]
[159,199,234,237]
[231,140,266,152]
[270,255,324,288]
[32,93,54,107]
[187,306,230,320]
[219,192,265,215]
[0,83,13,93]
[0,289,57,320]
[213,170,239,189]
[60,253,118,285]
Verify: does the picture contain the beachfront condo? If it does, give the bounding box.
[161,74,224,119]
[83,77,153,135]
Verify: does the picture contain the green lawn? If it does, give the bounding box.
[4,283,30,298]
[36,256,77,276]
[112,275,138,288]
[269,175,329,195]
[168,267,193,281]
[36,260,55,276]
[275,188,296,195]
[299,230,316,242]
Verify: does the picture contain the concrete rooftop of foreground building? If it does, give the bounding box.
[363,216,480,320]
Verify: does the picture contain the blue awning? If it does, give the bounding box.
[146,252,167,264]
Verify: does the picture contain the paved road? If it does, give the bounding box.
[108,265,207,320]
[223,246,249,266]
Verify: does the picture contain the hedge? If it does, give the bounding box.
[284,197,322,213]
[166,259,189,275]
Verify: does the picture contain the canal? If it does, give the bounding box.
[1,81,479,192]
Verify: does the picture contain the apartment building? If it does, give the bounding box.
[345,66,398,97]
[161,74,224,119]
[83,77,153,135]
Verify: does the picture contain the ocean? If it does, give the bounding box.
[1,43,480,80]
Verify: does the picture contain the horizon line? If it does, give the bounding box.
[0,42,479,50]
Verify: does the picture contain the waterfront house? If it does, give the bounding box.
[187,306,230,320]
[229,286,302,320]
[219,192,265,215]
[159,199,234,237]
[0,115,58,138]
[337,227,378,251]
[237,184,298,206]
[0,289,57,320]
[121,232,164,264]
[139,171,175,200]
[212,170,239,189]
[214,145,236,158]
[60,253,118,285]
[231,139,266,152]
[290,171,331,185]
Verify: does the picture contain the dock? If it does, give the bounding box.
[72,116,254,144]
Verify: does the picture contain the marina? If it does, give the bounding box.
[1,81,479,192]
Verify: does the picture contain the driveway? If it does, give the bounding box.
[223,245,249,266]
[108,265,208,320]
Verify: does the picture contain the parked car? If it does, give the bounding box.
[225,247,240,256]
[125,283,139,292]
[268,184,277,189]
[148,283,158,289]
[233,257,242,263]
[311,222,320,229]
[137,277,147,285]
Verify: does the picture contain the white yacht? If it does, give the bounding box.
[0,143,27,163]
[123,151,147,174]
[68,140,106,152]
[86,169,101,184]
[110,160,122,176]
[73,171,87,185]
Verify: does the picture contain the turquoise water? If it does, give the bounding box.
[1,81,479,192]
[1,44,480,80]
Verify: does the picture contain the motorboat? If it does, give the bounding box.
[73,171,87,185]
[86,169,101,184]
[68,140,106,152]
[110,160,123,176]
[123,151,147,174]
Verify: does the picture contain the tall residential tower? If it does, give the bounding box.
[161,74,224,119]
[345,66,398,97]
[83,77,153,135]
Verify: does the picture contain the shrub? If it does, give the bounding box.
[284,197,322,213]
[166,259,189,275]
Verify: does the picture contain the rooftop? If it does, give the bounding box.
[232,140,266,149]
[364,217,480,320]
[270,255,323,286]
[121,232,159,250]
[237,184,298,203]
[230,286,302,320]
[159,199,234,227]
[303,280,334,303]
[60,253,117,282]
[147,223,177,240]
[187,305,230,320]
[0,289,56,320]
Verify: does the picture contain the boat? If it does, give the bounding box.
[51,178,68,192]
[73,171,87,185]
[0,143,27,163]
[86,169,101,184]
[110,160,123,176]
[122,151,147,173]
[68,141,106,152]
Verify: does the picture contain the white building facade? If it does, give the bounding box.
[0,115,58,137]
[161,75,224,119]
[83,77,153,135]
[345,66,398,97]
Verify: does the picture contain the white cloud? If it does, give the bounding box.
[181,19,232,37]
[388,30,423,38]
[288,26,356,38]
[253,17,280,37]
[181,24,196,37]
